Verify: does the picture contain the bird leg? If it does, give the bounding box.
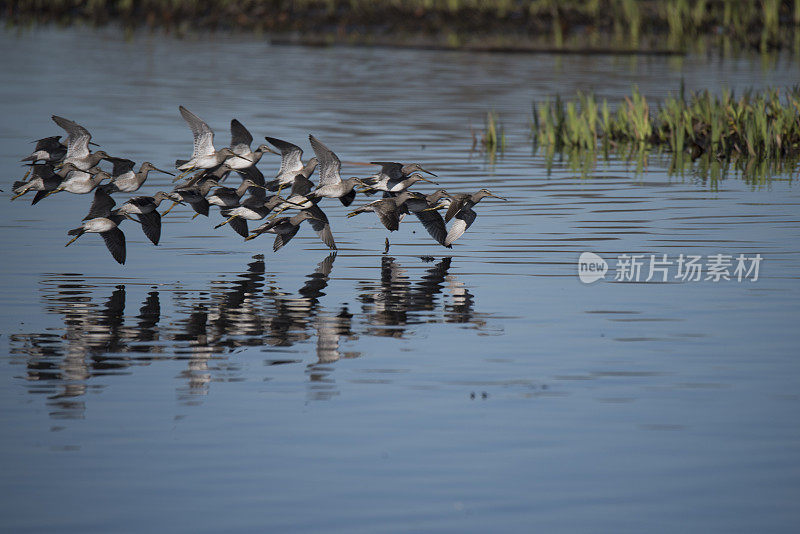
[214,215,237,229]
[172,166,195,183]
[267,206,290,220]
[65,233,84,247]
[161,201,179,216]
[10,190,28,201]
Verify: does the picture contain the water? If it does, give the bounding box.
[1,26,800,533]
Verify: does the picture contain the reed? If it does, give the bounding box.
[479,111,505,156]
[532,85,800,184]
[532,85,800,161]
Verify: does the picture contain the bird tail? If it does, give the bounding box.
[174,159,190,167]
[67,227,85,236]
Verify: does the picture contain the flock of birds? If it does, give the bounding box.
[11,107,507,264]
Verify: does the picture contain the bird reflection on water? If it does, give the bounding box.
[8,254,491,418]
[358,256,484,338]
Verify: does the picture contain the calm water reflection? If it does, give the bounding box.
[10,254,492,416]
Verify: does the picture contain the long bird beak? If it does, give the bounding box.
[154,167,176,176]
[488,192,508,200]
[419,167,438,178]
[417,176,439,185]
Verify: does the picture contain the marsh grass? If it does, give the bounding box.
[475,111,505,160]
[533,85,800,184]
[533,85,800,159]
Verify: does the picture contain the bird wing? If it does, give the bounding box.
[84,189,117,220]
[305,206,336,250]
[229,217,249,238]
[35,136,62,151]
[338,189,356,207]
[138,210,162,246]
[265,137,303,174]
[444,195,468,223]
[291,176,314,197]
[414,209,449,247]
[127,196,153,210]
[208,187,237,205]
[32,191,50,205]
[309,135,342,187]
[251,218,283,236]
[375,201,401,231]
[230,119,253,154]
[101,227,126,264]
[273,225,300,252]
[316,252,337,276]
[179,106,215,158]
[236,165,265,187]
[369,161,404,179]
[52,115,91,160]
[190,197,210,216]
[105,157,136,176]
[444,208,477,246]
[13,180,32,194]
